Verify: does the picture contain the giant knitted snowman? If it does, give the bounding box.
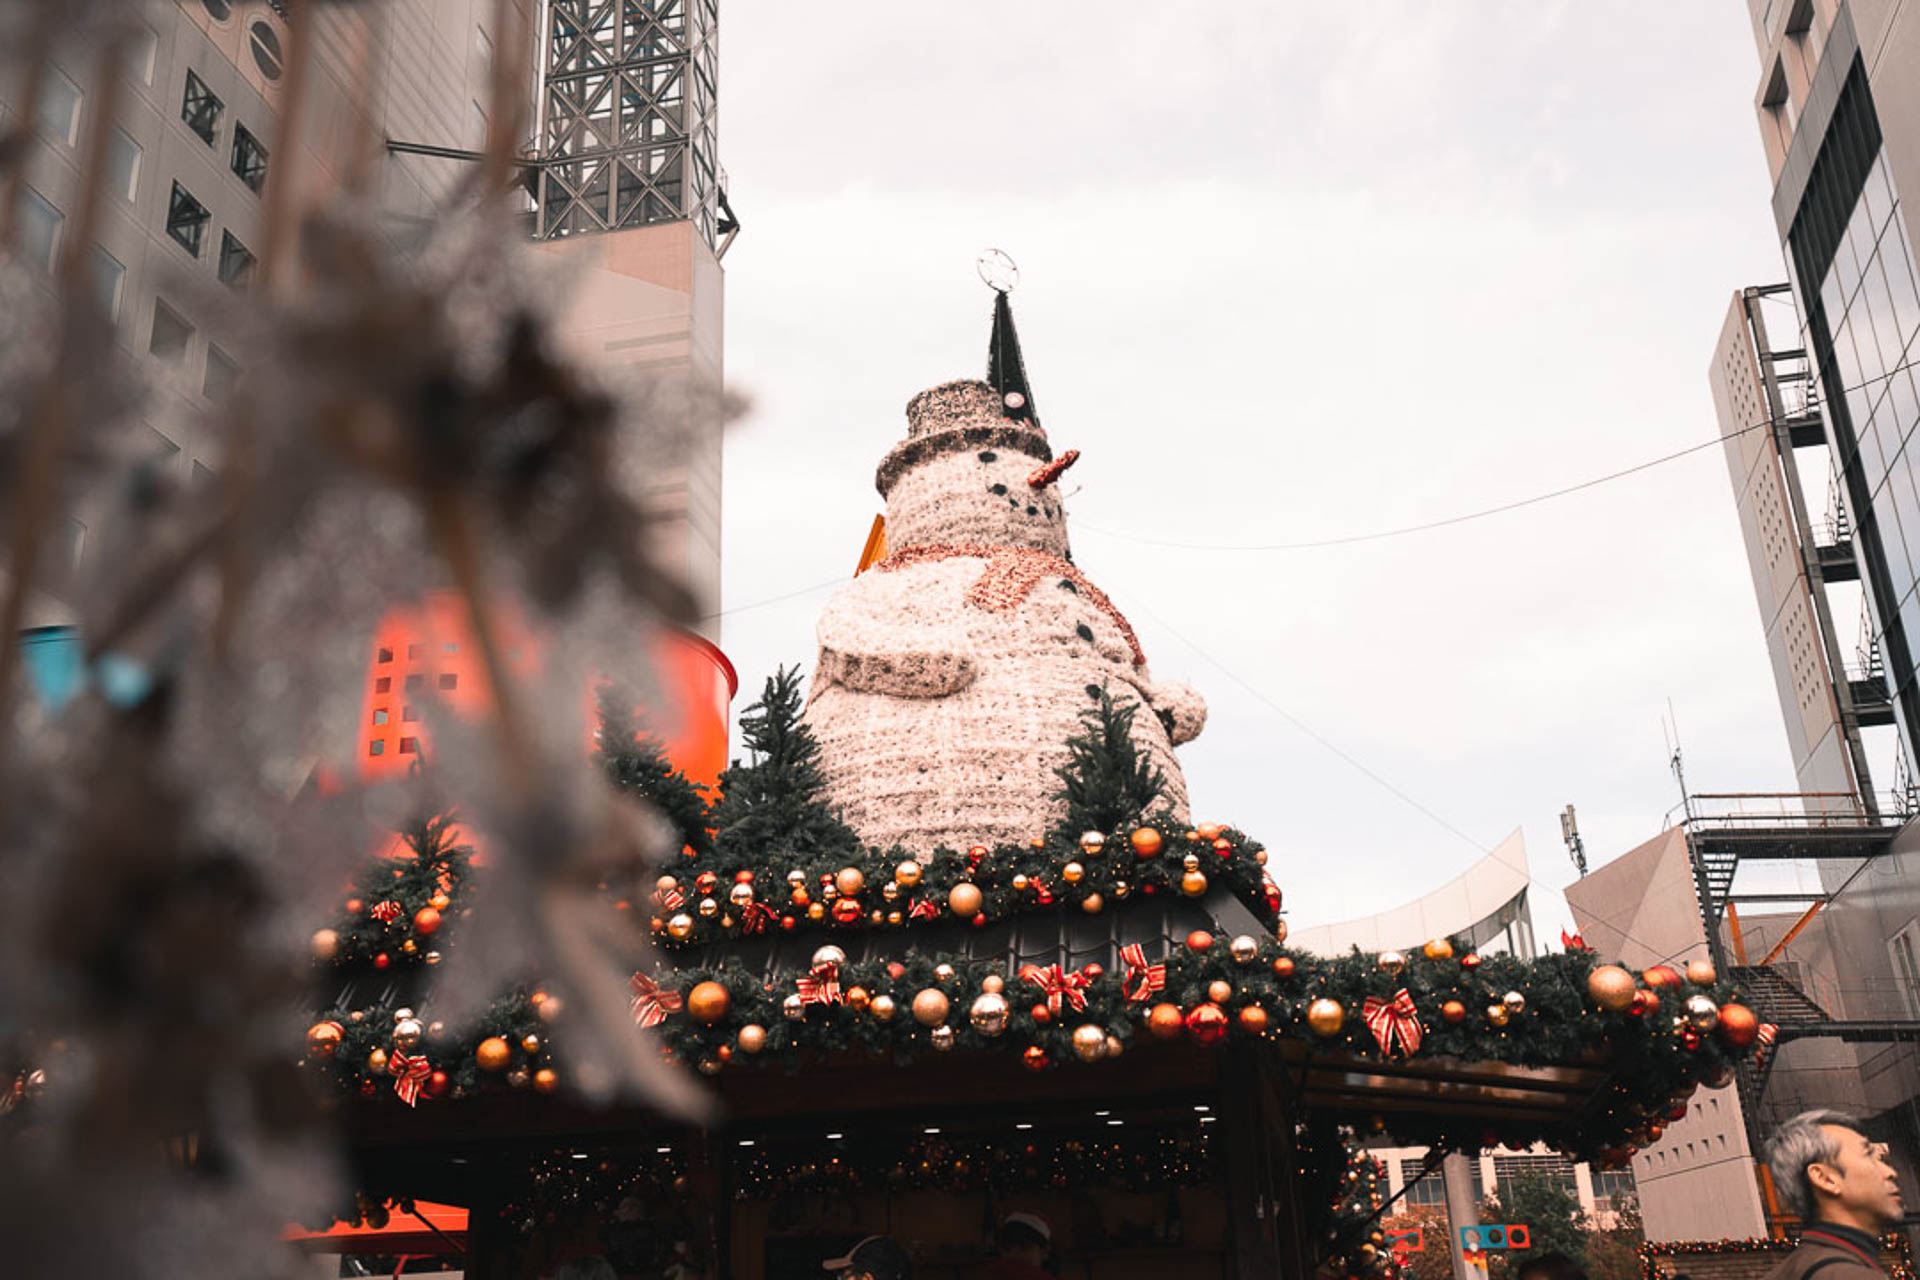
[804,361,1206,854]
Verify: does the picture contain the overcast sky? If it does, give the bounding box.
[709,4,1802,936]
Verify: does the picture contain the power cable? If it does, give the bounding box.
[1076,358,1916,553]
[702,574,846,622]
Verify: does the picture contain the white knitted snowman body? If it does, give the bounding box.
[804,380,1206,854]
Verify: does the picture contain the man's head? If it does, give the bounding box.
[822,1235,912,1280]
[1514,1252,1587,1280]
[1765,1109,1904,1233]
[995,1212,1052,1263]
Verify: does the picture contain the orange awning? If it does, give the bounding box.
[283,1200,467,1254]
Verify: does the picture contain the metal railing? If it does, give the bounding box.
[1678,791,1897,828]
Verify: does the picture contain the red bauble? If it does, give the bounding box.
[1022,1045,1048,1071]
[1441,1000,1467,1024]
[1238,1005,1270,1034]
[1032,1004,1053,1026]
[779,915,797,932]
[1271,956,1296,979]
[374,952,391,970]
[1643,965,1682,991]
[1146,1003,1186,1040]
[1460,953,1482,970]
[345,898,364,914]
[1185,1002,1228,1045]
[695,871,719,894]
[972,913,987,928]
[887,962,907,980]
[734,869,755,883]
[830,897,863,924]
[1082,963,1104,980]
[413,906,442,936]
[424,1070,451,1099]
[1186,931,1215,953]
[1716,1002,1760,1048]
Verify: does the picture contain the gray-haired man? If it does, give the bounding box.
[1762,1110,1905,1280]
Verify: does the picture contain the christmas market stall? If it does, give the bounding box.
[291,293,1770,1279]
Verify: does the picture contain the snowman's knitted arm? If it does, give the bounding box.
[1147,679,1207,746]
[812,576,978,698]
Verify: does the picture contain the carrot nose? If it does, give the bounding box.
[1027,449,1080,489]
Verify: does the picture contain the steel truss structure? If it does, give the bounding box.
[536,0,733,248]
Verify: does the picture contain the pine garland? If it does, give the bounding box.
[316,814,474,969]
[594,680,714,859]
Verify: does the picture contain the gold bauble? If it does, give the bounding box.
[835,866,866,897]
[655,874,679,895]
[400,939,418,954]
[506,1067,531,1088]
[911,988,950,1027]
[1081,893,1104,914]
[1685,994,1720,1032]
[970,992,1010,1035]
[538,996,563,1023]
[1377,950,1407,977]
[948,883,983,917]
[1130,827,1164,857]
[729,882,755,907]
[870,994,897,1022]
[392,1018,424,1051]
[1113,880,1130,899]
[520,1033,540,1053]
[367,1048,389,1073]
[811,944,847,969]
[1486,1004,1511,1028]
[1239,1005,1270,1034]
[1503,990,1527,1014]
[1423,938,1454,960]
[737,1024,767,1054]
[1029,836,1046,849]
[428,891,452,912]
[1012,873,1030,892]
[666,913,695,940]
[982,973,1005,993]
[1062,861,1085,884]
[934,962,956,982]
[1207,980,1233,1004]
[1071,1024,1109,1061]
[806,902,825,921]
[424,950,442,966]
[1686,959,1718,986]
[881,881,900,901]
[1229,935,1260,964]
[895,860,923,887]
[687,980,731,1025]
[1441,999,1467,1023]
[786,868,807,888]
[1181,870,1208,897]
[1587,964,1638,1012]
[305,1020,344,1058]
[476,1037,512,1071]
[311,929,340,961]
[845,985,871,1011]
[1079,831,1107,855]
[930,1024,956,1052]
[1182,853,1202,872]
[1306,998,1346,1037]
[782,994,806,1022]
[697,896,719,918]
[1273,917,1289,944]
[887,910,903,925]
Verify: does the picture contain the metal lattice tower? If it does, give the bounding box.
[537,0,724,245]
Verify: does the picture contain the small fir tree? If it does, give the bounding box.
[594,681,714,859]
[1051,686,1166,840]
[709,666,862,870]
[1482,1172,1590,1279]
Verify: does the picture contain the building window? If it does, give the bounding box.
[368,739,385,756]
[217,230,255,288]
[125,28,157,85]
[372,709,388,726]
[230,123,268,193]
[438,673,457,690]
[107,128,142,201]
[166,182,210,256]
[89,247,125,320]
[201,0,233,22]
[17,187,62,273]
[204,344,240,401]
[1396,1160,1449,1208]
[148,300,193,363]
[1892,923,1920,1018]
[401,706,418,722]
[398,736,418,754]
[377,647,393,663]
[181,69,222,144]
[248,21,283,81]
[374,676,391,693]
[37,66,81,145]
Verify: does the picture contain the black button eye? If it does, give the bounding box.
[1085,684,1101,699]
[1058,579,1078,594]
[989,483,1007,495]
[1025,505,1038,516]
[978,450,997,462]
[1075,623,1094,642]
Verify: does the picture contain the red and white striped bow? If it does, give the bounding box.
[1362,988,1423,1056]
[739,902,778,935]
[1119,943,1166,1004]
[369,900,403,924]
[390,1052,432,1107]
[908,898,941,921]
[629,972,684,1028]
[655,884,686,909]
[797,961,842,1005]
[1020,963,1090,1016]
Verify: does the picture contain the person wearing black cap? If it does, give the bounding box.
[822,1234,912,1280]
[990,1212,1055,1279]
